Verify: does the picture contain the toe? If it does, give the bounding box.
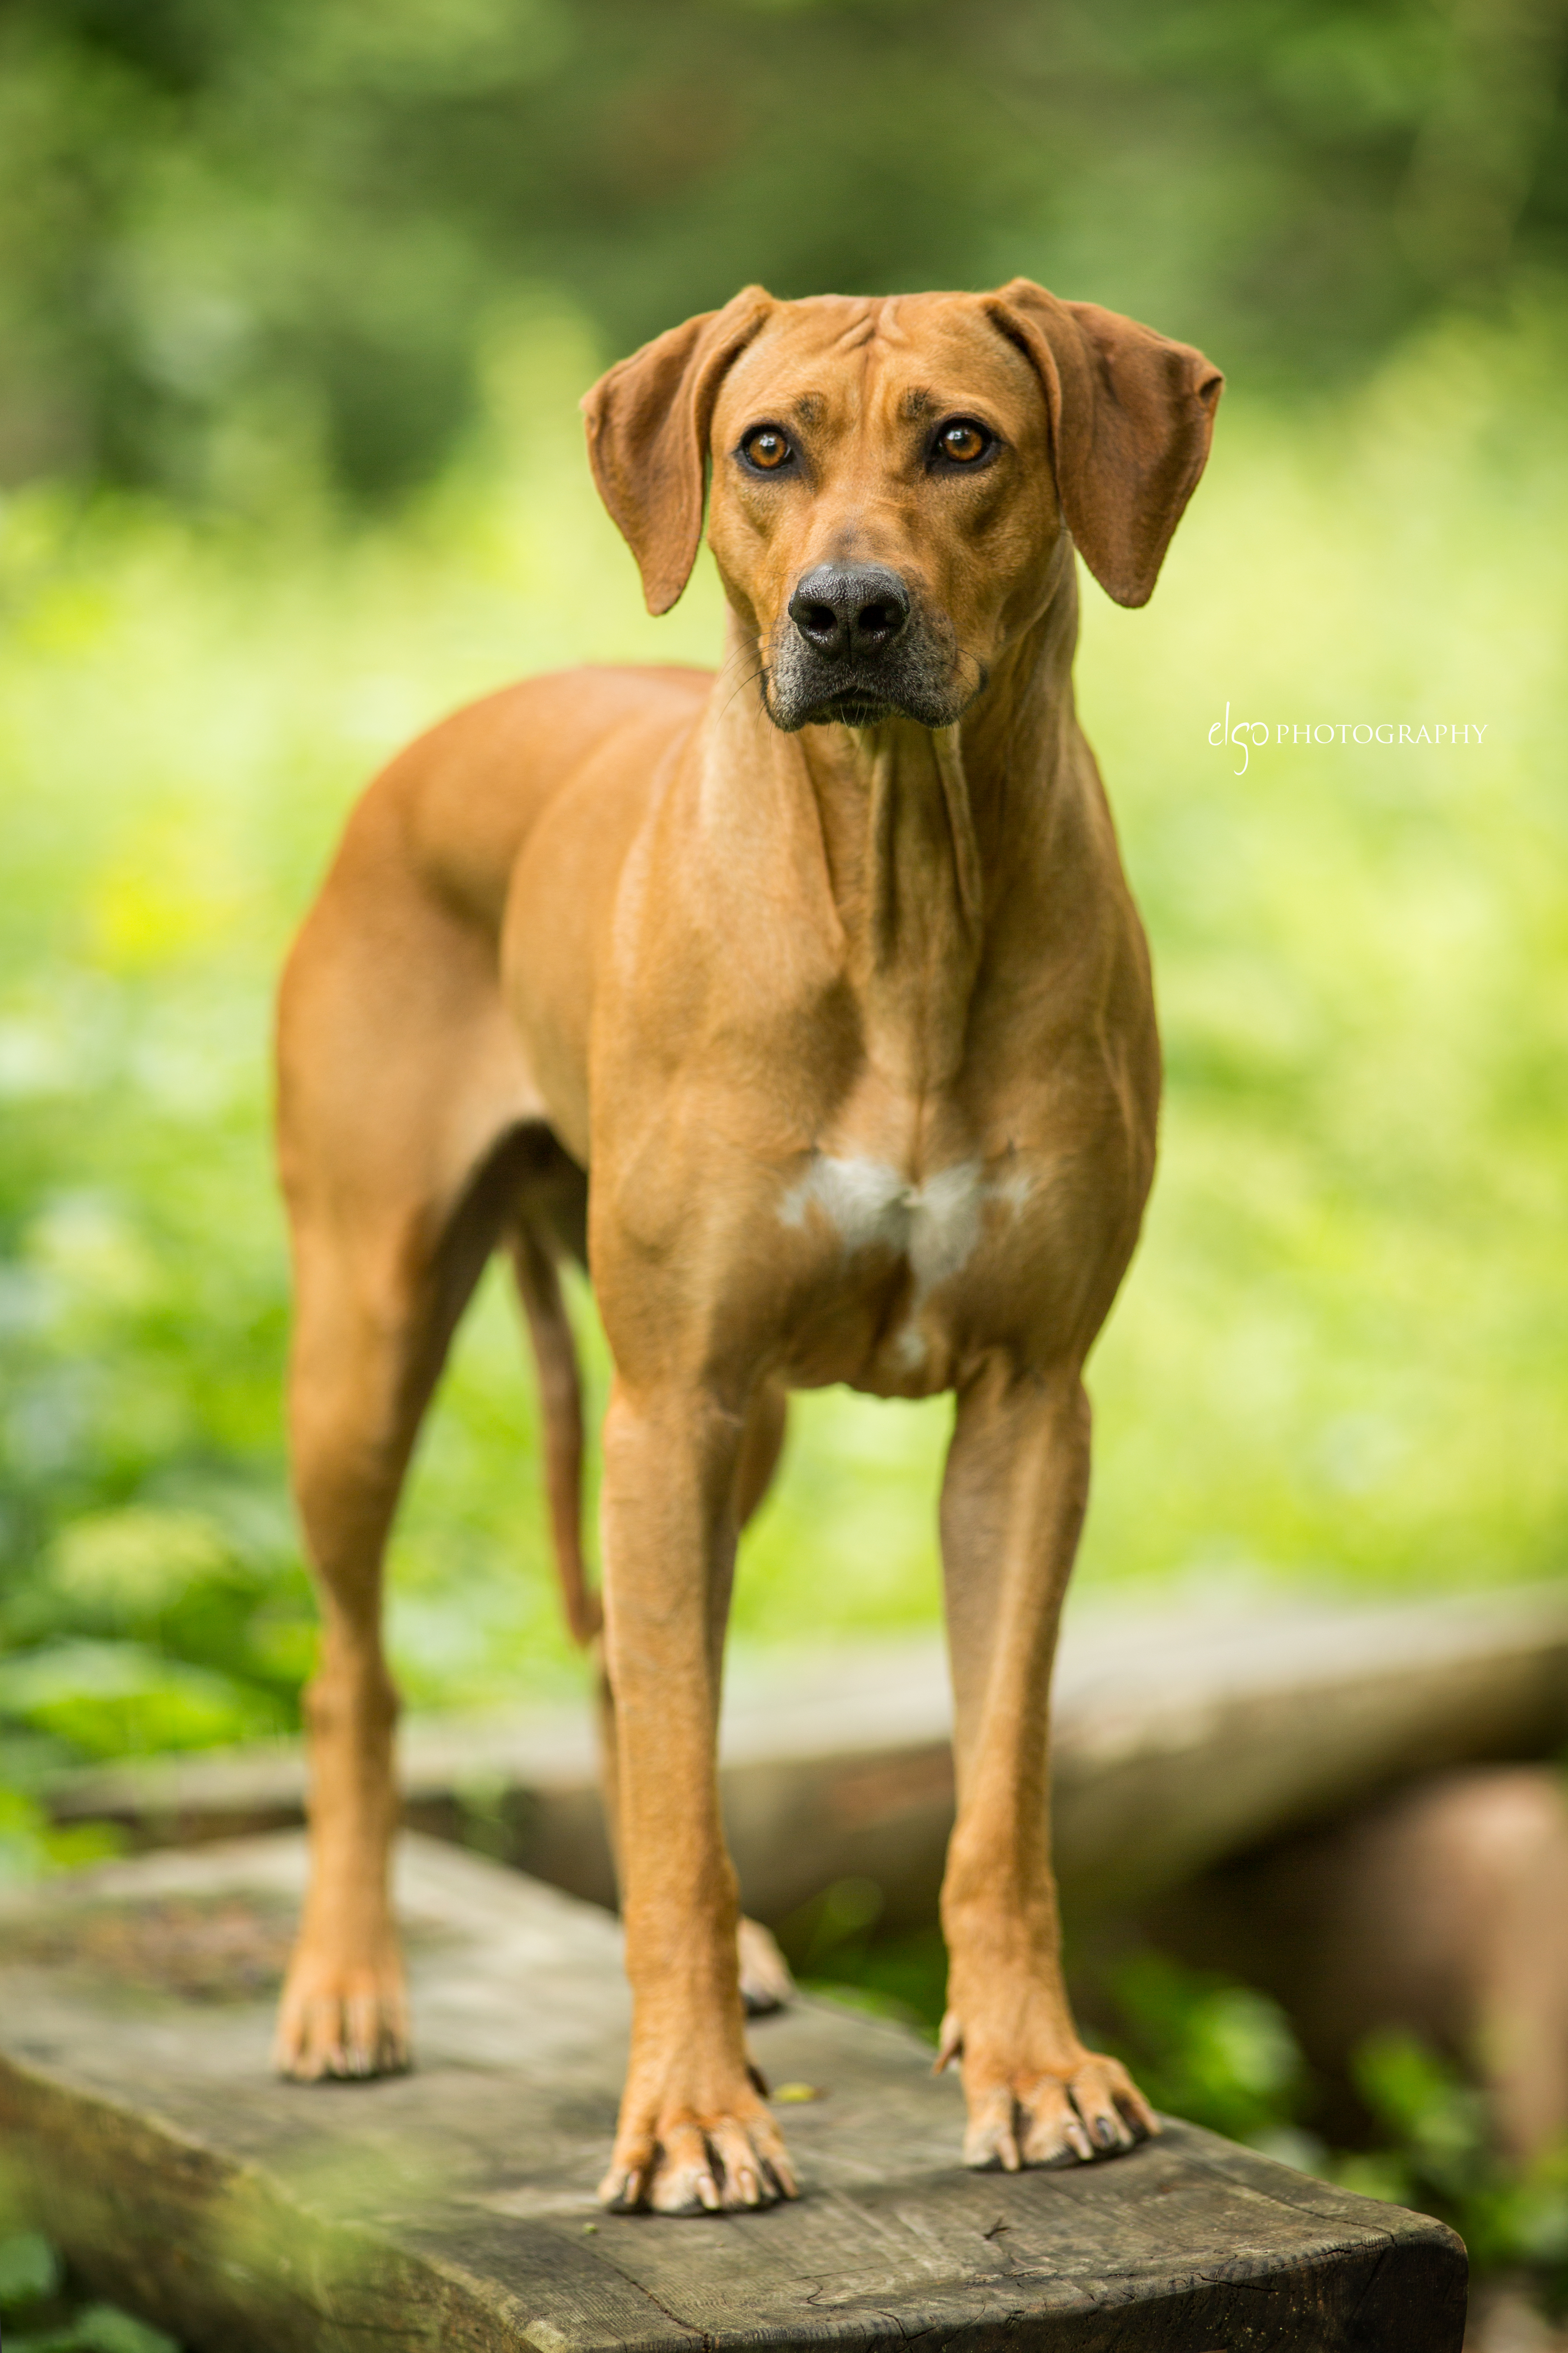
[1070,2069,1136,2155]
[274,2023,319,2082]
[1085,2054,1159,2143]
[649,2122,722,2215]
[710,2119,769,2208]
[1020,2081,1095,2166]
[1109,2058,1160,2140]
[599,2120,654,2211]
[271,1997,306,2079]
[345,1990,382,2076]
[752,2111,799,2200]
[963,2083,1021,2171]
[369,1988,410,2075]
[294,1996,344,2080]
[597,2159,647,2212]
[315,2007,354,2080]
[274,1978,332,2080]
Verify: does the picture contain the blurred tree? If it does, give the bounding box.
[0,0,1565,505]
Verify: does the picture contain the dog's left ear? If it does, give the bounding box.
[985,280,1223,609]
[581,287,775,616]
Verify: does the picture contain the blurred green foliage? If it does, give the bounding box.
[0,0,1566,503]
[1114,1960,1568,2303]
[0,0,1562,2326]
[778,1870,952,2031]
[0,2226,179,2353]
[0,294,1562,1839]
[1345,2033,1568,2301]
[0,0,1560,1826]
[1108,1951,1309,2153]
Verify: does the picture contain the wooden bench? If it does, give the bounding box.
[0,1830,1465,2351]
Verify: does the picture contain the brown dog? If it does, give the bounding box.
[272,281,1221,2214]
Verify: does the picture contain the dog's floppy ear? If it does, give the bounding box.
[581,287,775,616]
[985,280,1222,609]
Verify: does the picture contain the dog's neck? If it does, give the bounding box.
[712,552,1081,1098]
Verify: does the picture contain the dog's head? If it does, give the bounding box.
[583,285,1221,734]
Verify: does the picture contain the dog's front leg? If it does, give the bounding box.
[937,1357,1158,2169]
[596,1377,797,2215]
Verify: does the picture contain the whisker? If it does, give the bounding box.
[720,663,768,720]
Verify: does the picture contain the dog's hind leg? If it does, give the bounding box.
[728,1382,797,2014]
[273,858,538,2082]
[509,1207,600,1649]
[733,1380,787,1533]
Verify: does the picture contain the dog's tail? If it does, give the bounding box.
[509,1222,601,1648]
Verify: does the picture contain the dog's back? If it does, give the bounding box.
[314,662,713,947]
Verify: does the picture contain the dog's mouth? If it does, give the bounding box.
[804,692,894,728]
[762,636,981,736]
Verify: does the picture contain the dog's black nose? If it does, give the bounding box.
[787,564,911,660]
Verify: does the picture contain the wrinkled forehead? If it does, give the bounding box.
[711,294,1042,446]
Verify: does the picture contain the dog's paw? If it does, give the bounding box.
[737,1916,795,2016]
[598,2087,799,2216]
[939,2017,1156,2171]
[273,1946,411,2082]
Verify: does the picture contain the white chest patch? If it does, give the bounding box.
[778,1154,1031,1365]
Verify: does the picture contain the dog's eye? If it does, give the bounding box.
[741,427,792,471]
[937,420,990,465]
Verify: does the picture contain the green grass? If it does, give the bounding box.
[0,296,1565,1830]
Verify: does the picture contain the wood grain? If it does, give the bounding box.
[0,1830,1465,2350]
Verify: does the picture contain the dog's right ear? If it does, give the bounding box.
[581,288,774,616]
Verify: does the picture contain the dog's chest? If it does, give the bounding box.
[781,1152,1027,1295]
[774,1146,1036,1390]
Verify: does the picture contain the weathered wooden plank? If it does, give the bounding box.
[47,1586,1568,1925]
[0,1831,1464,2351]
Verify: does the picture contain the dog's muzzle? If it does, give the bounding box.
[765,562,972,733]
